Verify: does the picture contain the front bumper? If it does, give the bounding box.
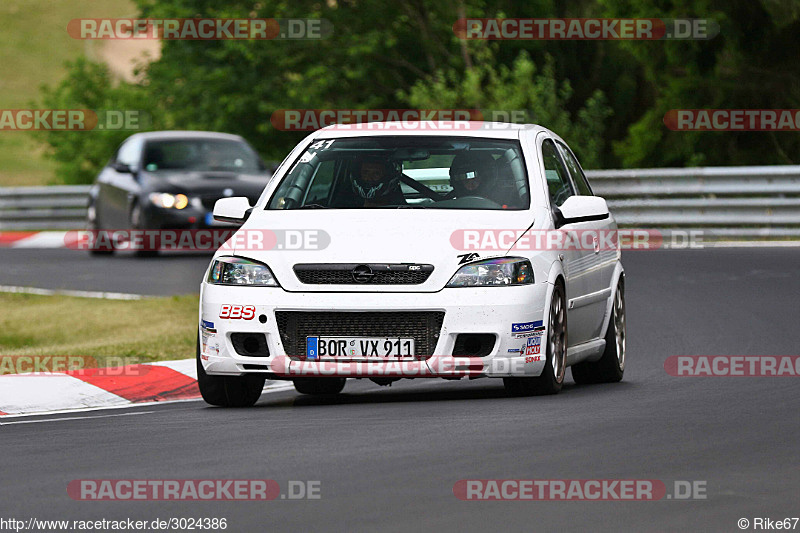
[199,282,550,378]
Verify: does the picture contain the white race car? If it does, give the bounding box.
[197,122,625,406]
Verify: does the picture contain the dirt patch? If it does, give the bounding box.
[98,38,161,81]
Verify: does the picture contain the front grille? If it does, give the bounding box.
[275,311,445,359]
[294,264,434,285]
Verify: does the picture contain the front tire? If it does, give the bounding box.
[196,337,265,407]
[503,282,567,396]
[87,203,114,256]
[130,202,158,258]
[571,277,626,384]
[293,378,347,395]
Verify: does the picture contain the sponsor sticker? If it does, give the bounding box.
[219,304,256,320]
[525,336,541,356]
[512,321,543,334]
[201,319,219,357]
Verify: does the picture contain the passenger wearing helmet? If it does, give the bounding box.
[346,156,405,207]
[448,152,498,200]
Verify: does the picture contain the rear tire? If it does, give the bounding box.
[503,282,567,396]
[571,277,626,384]
[196,337,265,407]
[293,378,347,395]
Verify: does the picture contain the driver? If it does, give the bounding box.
[448,152,498,199]
[348,156,405,207]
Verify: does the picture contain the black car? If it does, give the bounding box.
[87,131,270,255]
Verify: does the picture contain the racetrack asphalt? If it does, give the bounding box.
[0,248,798,531]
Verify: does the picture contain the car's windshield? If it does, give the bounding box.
[267,136,529,210]
[142,139,262,173]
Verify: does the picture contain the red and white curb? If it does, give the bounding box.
[0,359,293,418]
[0,231,69,248]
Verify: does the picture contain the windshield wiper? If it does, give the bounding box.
[298,203,328,209]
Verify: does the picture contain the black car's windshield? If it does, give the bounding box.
[142,139,262,172]
[267,136,529,210]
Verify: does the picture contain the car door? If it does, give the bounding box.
[102,137,143,228]
[539,137,595,346]
[556,140,615,340]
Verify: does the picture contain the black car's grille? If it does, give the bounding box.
[293,264,434,285]
[275,311,445,359]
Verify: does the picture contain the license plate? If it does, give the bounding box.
[306,337,415,359]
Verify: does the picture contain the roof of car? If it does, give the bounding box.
[314,121,552,139]
[126,131,247,142]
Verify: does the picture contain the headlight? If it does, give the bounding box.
[207,257,279,286]
[149,192,189,209]
[446,257,534,287]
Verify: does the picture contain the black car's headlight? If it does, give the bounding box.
[149,192,189,209]
[446,257,534,287]
[207,257,279,286]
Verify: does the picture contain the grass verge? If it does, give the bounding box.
[0,292,197,368]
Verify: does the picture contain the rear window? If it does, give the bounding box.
[267,136,529,210]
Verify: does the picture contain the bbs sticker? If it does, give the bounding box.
[219,304,256,320]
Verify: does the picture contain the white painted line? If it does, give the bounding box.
[0,397,204,419]
[0,285,148,300]
[0,411,154,426]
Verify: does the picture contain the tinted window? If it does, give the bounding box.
[541,139,573,207]
[141,139,262,172]
[557,142,592,196]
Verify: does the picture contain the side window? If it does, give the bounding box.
[306,160,336,204]
[557,142,593,196]
[541,139,574,207]
[116,138,142,168]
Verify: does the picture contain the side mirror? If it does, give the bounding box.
[554,196,610,228]
[111,161,133,174]
[213,197,253,224]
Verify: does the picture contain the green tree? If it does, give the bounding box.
[36,58,158,184]
[601,0,800,166]
[400,46,612,168]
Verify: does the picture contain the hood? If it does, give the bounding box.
[226,208,535,292]
[141,170,269,200]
